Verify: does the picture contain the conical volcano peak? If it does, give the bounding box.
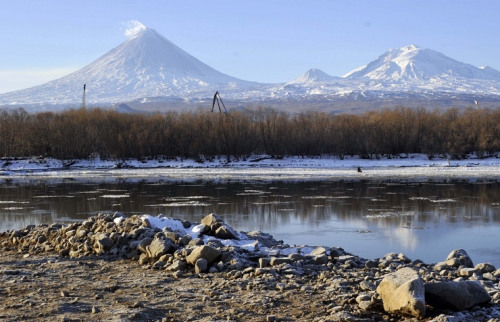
[79,26,250,81]
[108,27,195,72]
[0,27,256,107]
[288,68,338,84]
[303,69,333,79]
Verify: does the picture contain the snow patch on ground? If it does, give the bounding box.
[1,154,500,184]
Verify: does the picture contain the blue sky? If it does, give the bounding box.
[0,0,499,93]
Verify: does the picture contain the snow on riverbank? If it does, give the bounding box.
[1,154,500,183]
[3,154,500,170]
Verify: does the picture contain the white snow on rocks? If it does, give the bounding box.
[141,214,268,253]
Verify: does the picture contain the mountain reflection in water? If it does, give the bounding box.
[1,180,499,266]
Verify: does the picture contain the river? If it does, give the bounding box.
[1,178,499,266]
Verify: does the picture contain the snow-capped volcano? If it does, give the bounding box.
[344,44,500,82]
[287,68,339,84]
[254,44,500,111]
[88,28,249,86]
[0,28,257,107]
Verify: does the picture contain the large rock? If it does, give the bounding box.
[458,267,478,278]
[137,237,153,254]
[147,237,174,260]
[199,213,238,240]
[165,259,186,272]
[214,225,238,240]
[445,249,473,268]
[269,257,294,266]
[94,233,114,253]
[186,245,221,266]
[434,261,451,271]
[194,258,208,274]
[310,246,328,256]
[425,280,491,311]
[474,262,496,274]
[376,267,426,317]
[201,213,223,229]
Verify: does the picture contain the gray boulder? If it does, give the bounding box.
[214,225,238,240]
[201,213,223,229]
[163,231,180,243]
[205,239,224,248]
[356,294,374,310]
[445,249,473,268]
[94,233,114,253]
[309,254,329,265]
[425,280,491,311]
[188,238,204,246]
[376,267,426,317]
[137,237,153,254]
[259,258,270,268]
[165,259,186,272]
[434,261,451,271]
[186,245,221,266]
[269,257,294,266]
[310,246,328,256]
[474,262,496,273]
[458,267,478,277]
[359,280,376,291]
[195,258,208,274]
[147,237,174,260]
[364,260,377,269]
[200,213,240,240]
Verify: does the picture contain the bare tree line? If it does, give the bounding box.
[1,106,499,160]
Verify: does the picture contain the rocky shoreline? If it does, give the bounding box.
[1,212,499,321]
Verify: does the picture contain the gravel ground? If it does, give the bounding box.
[0,252,386,321]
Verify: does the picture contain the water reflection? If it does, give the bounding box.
[1,180,499,266]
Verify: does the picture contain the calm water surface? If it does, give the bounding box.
[1,180,499,266]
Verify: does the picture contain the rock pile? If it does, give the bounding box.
[0,212,326,274]
[1,212,499,321]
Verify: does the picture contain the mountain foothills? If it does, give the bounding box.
[1,28,500,113]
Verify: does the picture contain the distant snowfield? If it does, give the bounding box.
[1,154,500,183]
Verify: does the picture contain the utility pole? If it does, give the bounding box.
[81,84,86,109]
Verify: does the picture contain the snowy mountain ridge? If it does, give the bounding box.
[0,30,499,112]
[343,44,500,82]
